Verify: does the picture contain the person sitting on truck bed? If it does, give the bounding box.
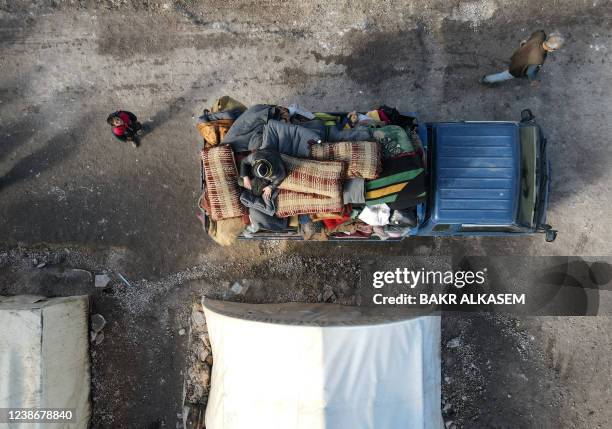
[240,149,286,200]
[480,31,564,86]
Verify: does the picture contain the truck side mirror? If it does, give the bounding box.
[521,109,535,123]
[545,229,558,242]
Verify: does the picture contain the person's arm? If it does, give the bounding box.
[268,179,282,190]
[239,155,254,189]
[263,178,282,199]
[262,158,285,200]
[125,111,138,122]
[269,168,286,189]
[123,128,137,141]
[268,157,286,189]
[239,154,254,178]
[526,64,541,83]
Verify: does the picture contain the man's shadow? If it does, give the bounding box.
[0,122,82,192]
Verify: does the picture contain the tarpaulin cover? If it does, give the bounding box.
[203,299,442,429]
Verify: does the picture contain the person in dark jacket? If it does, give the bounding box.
[481,31,564,86]
[107,110,142,148]
[240,149,286,200]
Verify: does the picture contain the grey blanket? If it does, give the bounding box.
[223,104,373,154]
[222,104,273,152]
[260,120,322,157]
[197,108,242,124]
[249,208,288,231]
[240,189,278,216]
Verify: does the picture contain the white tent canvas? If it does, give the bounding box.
[203,299,442,429]
[0,295,91,429]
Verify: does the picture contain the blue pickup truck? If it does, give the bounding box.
[414,109,556,242]
[199,109,556,242]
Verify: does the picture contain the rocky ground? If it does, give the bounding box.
[1,1,612,428]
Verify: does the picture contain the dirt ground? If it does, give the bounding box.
[1,1,611,428]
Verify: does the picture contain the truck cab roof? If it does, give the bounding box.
[430,122,519,225]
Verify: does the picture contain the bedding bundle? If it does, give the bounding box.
[197,100,426,244]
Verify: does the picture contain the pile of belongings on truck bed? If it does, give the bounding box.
[197,96,426,246]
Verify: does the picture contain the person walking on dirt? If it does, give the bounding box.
[481,31,564,86]
[107,110,143,148]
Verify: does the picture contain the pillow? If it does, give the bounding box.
[202,145,247,221]
[309,141,381,179]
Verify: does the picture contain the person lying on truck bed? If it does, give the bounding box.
[240,149,286,200]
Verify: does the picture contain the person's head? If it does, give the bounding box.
[106,113,124,127]
[543,33,564,52]
[252,158,273,179]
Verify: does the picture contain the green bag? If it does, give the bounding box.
[372,125,414,158]
[211,96,247,113]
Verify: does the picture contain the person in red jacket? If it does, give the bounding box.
[107,110,142,148]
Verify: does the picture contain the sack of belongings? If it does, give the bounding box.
[197,109,243,148]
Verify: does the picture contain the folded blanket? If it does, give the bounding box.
[365,154,426,209]
[202,145,247,221]
[276,190,343,218]
[278,155,344,198]
[276,155,344,217]
[343,178,365,204]
[309,141,381,179]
